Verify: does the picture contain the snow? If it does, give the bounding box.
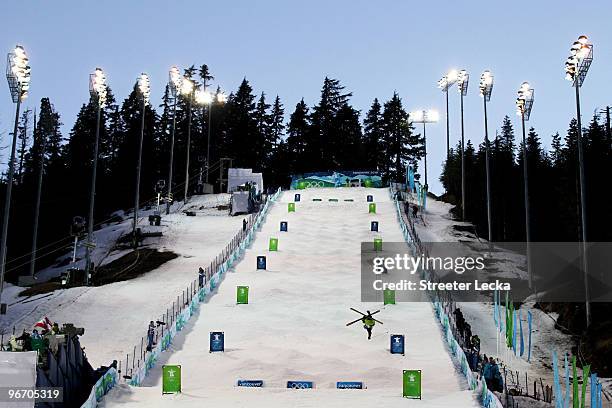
[1,193,243,368]
[102,187,479,407]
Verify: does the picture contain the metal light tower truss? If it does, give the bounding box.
[565,36,593,88]
[516,83,534,121]
[457,70,469,96]
[479,71,494,102]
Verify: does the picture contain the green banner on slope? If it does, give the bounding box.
[402,369,421,399]
[369,203,376,213]
[374,238,383,251]
[288,202,296,212]
[269,238,279,251]
[384,289,396,305]
[162,365,181,394]
[237,286,249,304]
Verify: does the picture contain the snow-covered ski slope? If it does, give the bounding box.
[2,194,242,368]
[104,187,479,407]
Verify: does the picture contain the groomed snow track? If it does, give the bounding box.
[104,187,479,407]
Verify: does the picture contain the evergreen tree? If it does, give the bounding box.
[381,92,423,182]
[286,99,309,174]
[363,98,384,171]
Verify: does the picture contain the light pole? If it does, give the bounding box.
[565,35,593,326]
[85,67,108,285]
[409,109,439,189]
[437,70,458,158]
[133,73,150,248]
[479,70,494,243]
[516,81,534,290]
[181,78,195,204]
[166,66,182,215]
[196,89,227,184]
[0,45,31,307]
[457,70,469,221]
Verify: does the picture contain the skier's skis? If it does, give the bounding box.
[346,308,383,326]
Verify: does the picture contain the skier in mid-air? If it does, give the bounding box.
[362,310,375,340]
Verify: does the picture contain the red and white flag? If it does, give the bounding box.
[34,316,53,331]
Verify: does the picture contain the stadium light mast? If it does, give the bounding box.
[85,67,108,285]
[565,35,593,326]
[479,70,494,243]
[0,45,31,308]
[181,77,195,204]
[515,81,534,291]
[409,109,439,189]
[195,88,228,185]
[457,70,469,221]
[437,70,458,158]
[132,73,150,248]
[166,66,182,214]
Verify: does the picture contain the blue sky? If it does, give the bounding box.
[1,0,611,194]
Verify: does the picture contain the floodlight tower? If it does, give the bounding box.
[516,81,534,290]
[166,66,182,214]
[132,73,151,248]
[181,77,195,204]
[565,35,594,326]
[437,70,458,158]
[409,109,439,189]
[85,67,108,284]
[479,70,494,243]
[457,70,469,221]
[0,45,31,307]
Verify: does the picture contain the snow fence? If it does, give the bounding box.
[80,367,118,408]
[390,188,503,408]
[125,188,281,387]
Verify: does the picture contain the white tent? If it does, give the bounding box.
[227,168,264,194]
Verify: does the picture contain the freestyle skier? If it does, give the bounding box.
[346,308,383,340]
[362,310,375,340]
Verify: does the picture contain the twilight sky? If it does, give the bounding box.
[1,0,611,195]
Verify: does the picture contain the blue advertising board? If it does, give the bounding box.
[390,334,405,355]
[294,193,301,202]
[371,221,379,232]
[256,256,266,270]
[237,380,264,387]
[287,381,313,389]
[337,381,364,389]
[367,195,373,202]
[210,331,224,352]
[280,221,288,232]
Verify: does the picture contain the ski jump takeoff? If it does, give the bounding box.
[346,308,383,340]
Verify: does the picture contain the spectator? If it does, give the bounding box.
[243,218,248,232]
[198,267,205,289]
[16,330,32,351]
[471,334,481,352]
[483,357,503,392]
[146,321,156,351]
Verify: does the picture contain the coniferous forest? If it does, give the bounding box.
[0,67,424,279]
[441,114,612,243]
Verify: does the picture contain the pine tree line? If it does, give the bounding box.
[441,114,612,242]
[1,70,423,278]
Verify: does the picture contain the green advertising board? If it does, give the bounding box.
[269,237,279,251]
[383,288,396,305]
[162,365,182,394]
[374,237,383,251]
[368,203,376,213]
[288,202,296,212]
[402,369,421,399]
[237,286,249,304]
